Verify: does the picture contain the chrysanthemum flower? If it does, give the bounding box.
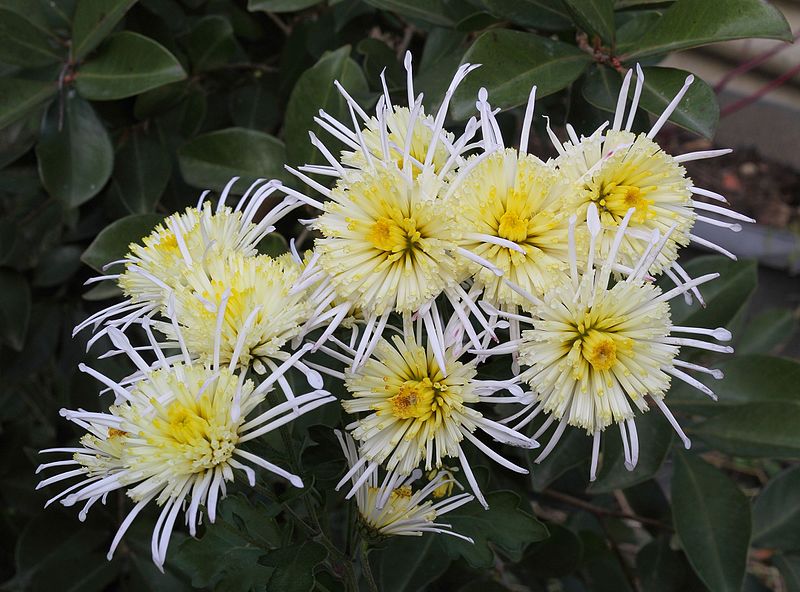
[155,251,315,378]
[37,327,334,569]
[74,178,300,348]
[548,65,753,286]
[334,314,535,508]
[336,431,474,541]
[340,105,455,177]
[476,206,732,481]
[454,147,571,308]
[280,52,505,370]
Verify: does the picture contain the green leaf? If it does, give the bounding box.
[452,29,591,120]
[441,490,549,568]
[110,127,171,213]
[247,0,320,12]
[736,308,797,356]
[775,554,800,592]
[172,523,273,591]
[0,268,30,351]
[0,8,62,66]
[178,127,286,192]
[531,426,591,491]
[33,244,83,287]
[284,46,368,167]
[360,0,456,26]
[515,523,583,578]
[480,0,572,30]
[75,32,187,101]
[180,15,237,72]
[588,410,673,493]
[581,531,635,592]
[256,233,288,257]
[618,0,792,60]
[693,402,800,459]
[636,536,688,592]
[81,213,164,272]
[582,65,719,138]
[260,540,327,592]
[669,355,800,411]
[228,81,280,132]
[562,0,615,43]
[0,107,44,169]
[0,78,57,129]
[672,452,750,592]
[752,466,800,551]
[376,535,451,592]
[71,0,137,60]
[7,512,115,592]
[666,256,757,328]
[36,94,113,208]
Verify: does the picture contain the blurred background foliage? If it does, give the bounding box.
[0,0,798,590]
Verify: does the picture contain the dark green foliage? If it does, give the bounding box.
[0,1,797,591]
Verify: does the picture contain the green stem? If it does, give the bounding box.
[361,541,379,592]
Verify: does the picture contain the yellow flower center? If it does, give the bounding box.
[150,397,238,472]
[368,215,422,254]
[389,378,438,419]
[498,207,530,243]
[583,331,618,371]
[586,161,656,224]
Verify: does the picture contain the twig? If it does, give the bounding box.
[715,30,800,93]
[265,11,291,36]
[721,61,800,118]
[540,489,673,531]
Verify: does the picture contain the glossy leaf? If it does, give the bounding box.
[81,213,164,272]
[247,0,320,11]
[636,536,688,592]
[531,427,591,491]
[72,0,138,59]
[694,402,800,458]
[515,523,583,579]
[75,32,187,101]
[480,0,571,30]
[377,535,451,592]
[669,355,800,411]
[672,452,750,592]
[440,491,549,568]
[752,465,800,551]
[0,268,30,351]
[33,245,83,287]
[0,108,43,169]
[618,0,792,60]
[562,0,615,43]
[582,65,719,138]
[0,8,62,66]
[180,15,237,72]
[260,541,327,592]
[284,46,368,166]
[452,30,591,120]
[110,127,171,213]
[36,94,113,208]
[361,0,456,26]
[588,410,673,493]
[736,308,797,355]
[0,78,57,129]
[178,127,286,192]
[228,81,280,131]
[667,256,757,328]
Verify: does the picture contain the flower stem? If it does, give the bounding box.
[360,540,379,592]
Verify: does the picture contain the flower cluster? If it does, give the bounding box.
[38,54,746,567]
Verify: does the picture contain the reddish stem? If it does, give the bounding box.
[720,61,800,118]
[715,30,800,93]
